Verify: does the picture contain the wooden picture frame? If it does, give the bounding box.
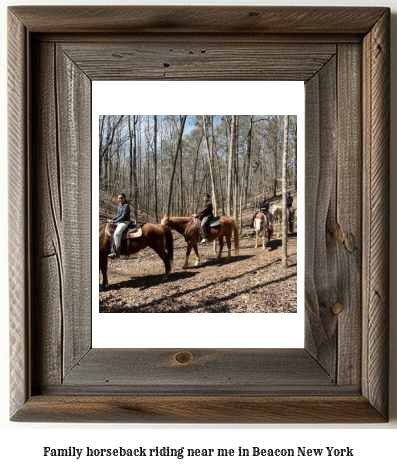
[8,6,390,423]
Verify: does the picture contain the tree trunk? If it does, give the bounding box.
[243,115,253,209]
[202,115,217,216]
[282,115,289,269]
[132,116,138,222]
[166,115,187,216]
[153,115,158,222]
[233,115,239,220]
[273,116,279,197]
[226,115,236,216]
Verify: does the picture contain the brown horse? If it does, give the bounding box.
[254,212,271,249]
[161,215,239,269]
[99,222,173,289]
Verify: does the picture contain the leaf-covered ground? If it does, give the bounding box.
[99,228,297,313]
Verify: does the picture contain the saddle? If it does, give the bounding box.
[191,216,220,241]
[106,222,142,240]
[124,222,142,239]
[192,216,221,229]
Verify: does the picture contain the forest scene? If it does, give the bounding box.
[99,115,298,313]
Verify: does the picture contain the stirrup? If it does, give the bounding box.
[108,247,120,259]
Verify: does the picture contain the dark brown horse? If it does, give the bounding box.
[99,222,173,289]
[161,215,240,269]
[254,212,271,249]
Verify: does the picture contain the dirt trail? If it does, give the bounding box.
[99,229,297,313]
[99,188,298,313]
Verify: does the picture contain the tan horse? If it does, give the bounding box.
[254,212,271,249]
[271,205,295,236]
[161,215,240,269]
[99,222,173,290]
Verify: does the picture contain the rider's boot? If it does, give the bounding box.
[108,246,121,259]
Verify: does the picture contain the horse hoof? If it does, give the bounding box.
[182,264,188,269]
[99,285,106,292]
[194,261,200,266]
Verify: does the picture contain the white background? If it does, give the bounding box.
[92,81,305,348]
[1,0,396,469]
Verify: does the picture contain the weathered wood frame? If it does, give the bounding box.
[8,6,390,423]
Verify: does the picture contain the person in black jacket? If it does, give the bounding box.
[107,193,131,259]
[287,191,295,221]
[193,193,213,243]
[251,194,271,227]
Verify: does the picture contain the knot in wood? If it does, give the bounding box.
[331,302,344,316]
[174,351,194,365]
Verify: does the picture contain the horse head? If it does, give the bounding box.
[161,215,169,226]
[254,212,268,232]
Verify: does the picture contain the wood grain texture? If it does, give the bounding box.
[11,396,385,424]
[62,349,333,391]
[9,6,387,34]
[8,6,390,423]
[31,42,92,387]
[8,10,30,419]
[304,57,338,378]
[55,45,92,376]
[32,42,63,387]
[61,42,335,82]
[336,44,362,386]
[362,9,390,419]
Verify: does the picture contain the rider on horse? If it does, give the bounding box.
[287,191,295,221]
[193,193,214,243]
[252,194,273,227]
[107,193,131,259]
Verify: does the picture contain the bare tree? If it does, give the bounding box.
[202,115,217,216]
[281,115,289,269]
[166,115,187,216]
[226,115,236,216]
[153,115,158,222]
[128,115,138,222]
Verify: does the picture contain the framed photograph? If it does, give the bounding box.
[93,83,304,349]
[8,6,389,423]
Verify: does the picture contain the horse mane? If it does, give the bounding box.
[169,216,192,223]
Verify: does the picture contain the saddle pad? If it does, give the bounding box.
[125,224,142,239]
[209,219,220,227]
[192,217,220,227]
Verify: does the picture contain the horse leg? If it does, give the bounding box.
[193,243,201,266]
[151,244,172,280]
[182,243,193,269]
[216,236,224,260]
[99,256,108,290]
[262,233,265,250]
[226,236,232,260]
[255,231,258,248]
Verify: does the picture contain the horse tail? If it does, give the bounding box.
[231,217,240,256]
[164,225,174,266]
